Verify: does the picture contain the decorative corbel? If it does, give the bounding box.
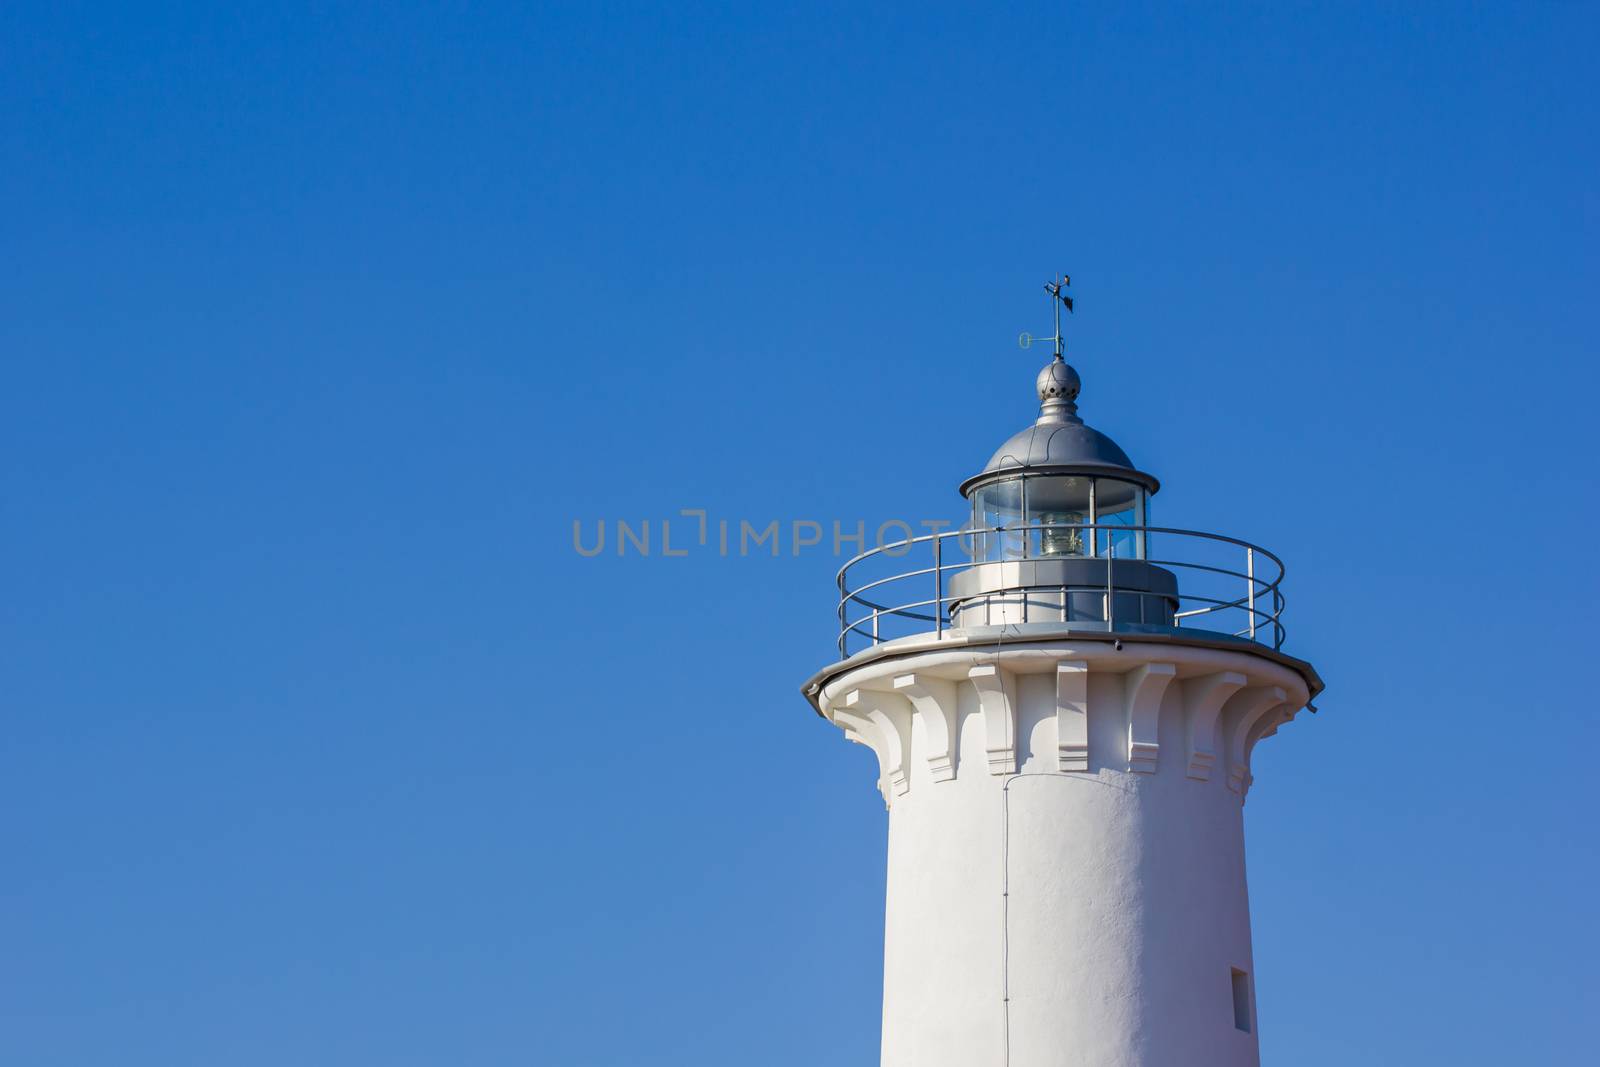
[1183,671,1248,781]
[1056,661,1091,772]
[1125,663,1177,774]
[893,673,960,782]
[967,664,1017,775]
[1223,685,1288,795]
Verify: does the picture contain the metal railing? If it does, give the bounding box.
[835,523,1286,659]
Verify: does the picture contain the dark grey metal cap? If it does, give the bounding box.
[958,356,1160,497]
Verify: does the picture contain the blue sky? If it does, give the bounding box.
[2,2,1596,1064]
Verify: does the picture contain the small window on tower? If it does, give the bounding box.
[1230,968,1252,1032]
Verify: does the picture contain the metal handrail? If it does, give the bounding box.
[839,590,1285,641]
[834,523,1289,658]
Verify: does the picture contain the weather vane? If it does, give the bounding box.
[1018,273,1074,360]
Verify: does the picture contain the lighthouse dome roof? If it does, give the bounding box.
[958,357,1160,496]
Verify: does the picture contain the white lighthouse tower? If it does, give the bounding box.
[801,279,1323,1067]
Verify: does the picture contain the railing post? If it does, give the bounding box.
[1246,547,1256,641]
[934,535,944,639]
[838,572,847,658]
[1088,480,1098,557]
[871,608,880,645]
[1022,558,1029,625]
[1105,542,1115,632]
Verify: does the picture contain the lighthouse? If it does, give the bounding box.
[800,280,1323,1067]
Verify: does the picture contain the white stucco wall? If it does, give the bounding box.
[819,640,1309,1067]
